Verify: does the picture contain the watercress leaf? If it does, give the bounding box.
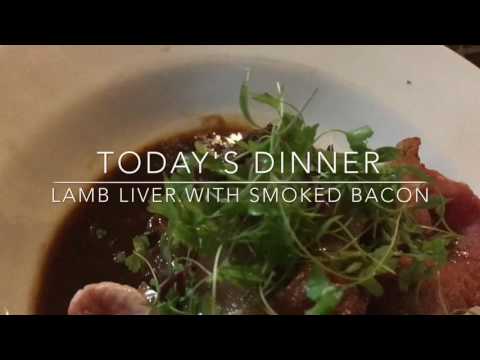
[398,261,427,292]
[256,216,296,266]
[248,200,277,217]
[240,80,257,127]
[346,126,374,152]
[122,235,151,273]
[219,264,265,287]
[344,261,363,274]
[397,165,433,183]
[376,146,400,162]
[252,92,282,111]
[305,266,343,315]
[421,236,450,265]
[370,245,396,275]
[360,277,384,297]
[132,235,150,254]
[124,254,143,273]
[148,197,178,220]
[316,215,343,241]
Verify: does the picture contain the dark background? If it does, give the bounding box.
[448,45,480,67]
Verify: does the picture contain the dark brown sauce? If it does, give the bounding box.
[35,117,251,314]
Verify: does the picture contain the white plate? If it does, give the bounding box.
[0,45,479,314]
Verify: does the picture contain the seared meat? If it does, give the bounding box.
[396,137,422,166]
[426,168,480,232]
[370,138,480,314]
[415,222,480,314]
[410,168,480,314]
[272,267,312,314]
[371,221,480,315]
[65,136,480,315]
[68,282,150,315]
[272,265,369,315]
[396,137,480,233]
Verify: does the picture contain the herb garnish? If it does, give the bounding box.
[121,77,460,315]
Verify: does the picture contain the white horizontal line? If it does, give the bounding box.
[52,181,427,185]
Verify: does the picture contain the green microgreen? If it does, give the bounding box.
[120,76,460,315]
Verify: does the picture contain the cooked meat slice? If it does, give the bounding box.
[361,137,480,313]
[215,283,264,315]
[424,168,480,232]
[415,222,480,314]
[395,137,480,232]
[272,267,311,315]
[369,161,480,314]
[334,286,370,315]
[396,137,422,166]
[68,282,151,315]
[272,265,369,315]
[374,222,480,315]
[417,158,480,313]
